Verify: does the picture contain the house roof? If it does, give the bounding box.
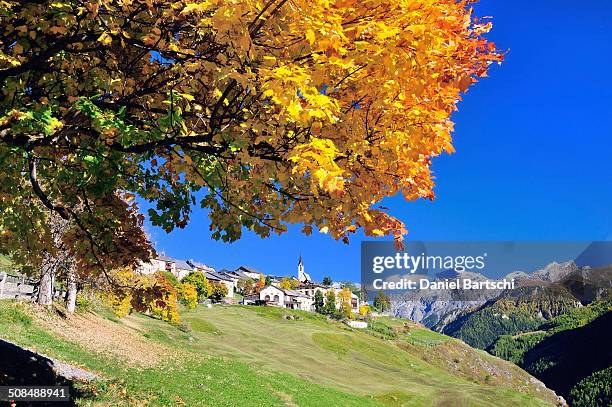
[186,260,215,272]
[219,271,239,280]
[282,289,310,298]
[298,282,327,289]
[263,285,309,298]
[221,270,252,280]
[267,275,289,280]
[174,259,194,271]
[205,271,234,282]
[236,265,262,275]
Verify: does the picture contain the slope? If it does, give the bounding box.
[0,300,560,407]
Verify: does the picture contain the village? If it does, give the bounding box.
[137,254,363,315]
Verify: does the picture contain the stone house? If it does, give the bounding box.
[259,285,313,311]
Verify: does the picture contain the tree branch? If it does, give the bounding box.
[27,154,70,220]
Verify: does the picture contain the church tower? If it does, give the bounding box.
[297,255,311,283]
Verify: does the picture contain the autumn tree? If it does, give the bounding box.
[254,279,265,294]
[279,277,299,290]
[340,281,360,297]
[182,271,211,300]
[102,268,179,322]
[337,287,353,319]
[373,290,390,313]
[179,282,198,309]
[0,0,502,272]
[237,278,255,295]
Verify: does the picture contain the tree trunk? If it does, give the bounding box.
[37,263,53,306]
[66,269,77,314]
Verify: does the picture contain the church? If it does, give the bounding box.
[259,255,360,313]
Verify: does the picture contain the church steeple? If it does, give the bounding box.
[297,253,310,282]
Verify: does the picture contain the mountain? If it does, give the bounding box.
[531,261,580,282]
[390,271,502,328]
[489,300,612,404]
[390,259,612,405]
[389,261,598,329]
[436,284,581,349]
[556,265,612,303]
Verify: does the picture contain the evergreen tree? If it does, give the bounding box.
[323,290,336,315]
[314,290,325,314]
[322,276,333,286]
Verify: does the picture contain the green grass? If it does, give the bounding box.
[0,254,13,273]
[403,328,449,348]
[183,316,222,335]
[0,301,557,406]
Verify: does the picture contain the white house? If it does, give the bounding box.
[235,266,262,280]
[259,285,313,311]
[187,260,215,274]
[295,259,360,313]
[173,260,193,280]
[138,255,178,276]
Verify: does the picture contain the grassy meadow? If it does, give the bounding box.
[0,300,559,406]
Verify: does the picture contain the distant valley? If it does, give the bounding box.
[391,260,612,405]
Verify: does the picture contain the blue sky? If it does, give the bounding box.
[141,1,612,282]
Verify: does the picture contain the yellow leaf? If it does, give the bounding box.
[306,29,316,46]
[97,32,112,46]
[286,99,302,118]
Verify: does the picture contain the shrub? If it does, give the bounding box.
[359,304,371,317]
[75,292,94,312]
[182,271,211,301]
[209,283,228,302]
[179,283,198,310]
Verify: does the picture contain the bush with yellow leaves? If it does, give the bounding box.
[101,268,180,323]
[179,283,198,310]
[359,304,371,317]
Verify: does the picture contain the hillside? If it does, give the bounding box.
[437,285,580,349]
[0,300,560,406]
[489,300,612,405]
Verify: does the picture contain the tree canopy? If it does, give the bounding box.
[0,0,502,266]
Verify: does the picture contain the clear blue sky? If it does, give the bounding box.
[140,1,612,282]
